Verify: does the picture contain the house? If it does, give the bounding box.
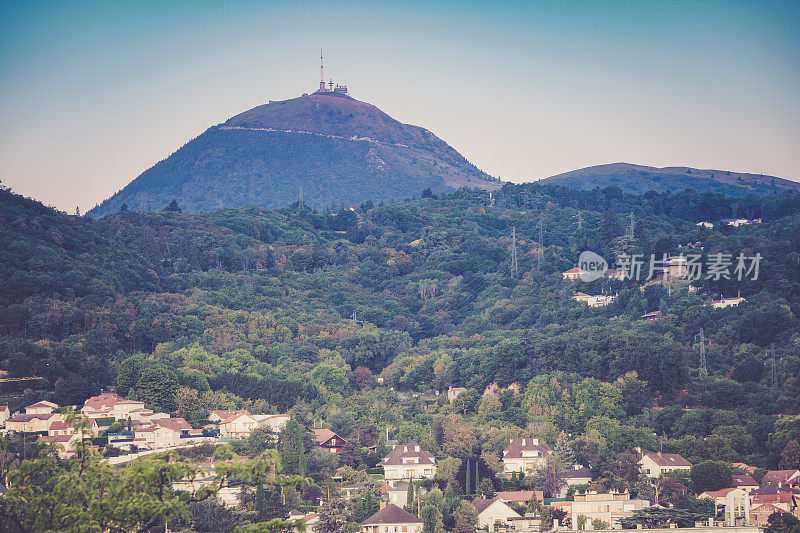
[501,438,553,477]
[472,497,522,529]
[361,503,423,533]
[641,310,662,322]
[4,413,56,433]
[381,443,437,481]
[0,406,10,427]
[496,490,543,506]
[82,393,123,412]
[36,433,80,456]
[47,420,74,437]
[313,428,348,454]
[696,221,714,229]
[109,400,147,420]
[733,462,758,475]
[761,470,800,487]
[710,297,745,309]
[252,413,290,433]
[208,410,248,423]
[219,413,258,439]
[565,466,593,486]
[292,511,319,533]
[606,269,626,280]
[25,400,58,415]
[134,422,184,449]
[699,487,749,513]
[383,482,412,507]
[570,491,649,530]
[447,386,467,403]
[637,451,691,478]
[732,474,759,491]
[667,256,688,279]
[750,503,787,527]
[562,268,584,280]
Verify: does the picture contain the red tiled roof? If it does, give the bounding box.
[495,490,542,503]
[49,421,68,430]
[641,452,691,467]
[472,498,509,514]
[732,474,758,487]
[381,443,435,466]
[26,401,58,409]
[361,504,422,525]
[155,418,191,431]
[84,393,123,410]
[502,438,552,460]
[762,470,800,485]
[313,428,346,446]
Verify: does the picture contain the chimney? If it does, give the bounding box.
[380,501,387,510]
[522,438,526,446]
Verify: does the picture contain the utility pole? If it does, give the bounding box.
[694,328,707,376]
[510,227,519,278]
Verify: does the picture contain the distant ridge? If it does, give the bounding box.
[87,92,500,217]
[537,162,800,196]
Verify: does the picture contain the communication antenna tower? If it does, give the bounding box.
[694,328,707,376]
[319,50,326,92]
[510,227,519,278]
[577,211,582,230]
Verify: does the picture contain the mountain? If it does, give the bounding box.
[537,162,800,196]
[87,92,500,217]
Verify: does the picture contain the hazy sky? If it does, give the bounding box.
[1,0,799,212]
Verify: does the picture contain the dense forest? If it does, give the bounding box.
[3,182,800,474]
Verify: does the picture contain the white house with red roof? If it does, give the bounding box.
[381,442,437,481]
[501,438,553,477]
[637,451,691,478]
[219,413,258,439]
[562,267,584,280]
[25,400,58,415]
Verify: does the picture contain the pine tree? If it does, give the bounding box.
[465,459,471,495]
[406,481,414,511]
[475,459,479,493]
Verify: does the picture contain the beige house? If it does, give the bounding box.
[208,410,249,423]
[0,405,10,427]
[562,268,584,280]
[472,497,522,529]
[638,451,691,478]
[501,438,553,477]
[5,413,58,433]
[82,393,123,413]
[361,503,423,533]
[219,413,258,439]
[252,413,290,432]
[381,443,437,481]
[25,400,58,415]
[570,491,649,530]
[109,400,147,420]
[710,297,745,309]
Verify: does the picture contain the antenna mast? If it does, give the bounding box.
[319,49,326,92]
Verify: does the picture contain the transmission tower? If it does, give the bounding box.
[694,328,707,376]
[510,226,519,278]
[769,344,777,389]
[629,212,635,239]
[577,211,582,230]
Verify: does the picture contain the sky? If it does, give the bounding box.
[1,0,799,213]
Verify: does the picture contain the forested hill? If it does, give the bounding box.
[3,184,800,468]
[86,92,500,217]
[539,162,800,197]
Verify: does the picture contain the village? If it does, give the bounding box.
[2,391,799,533]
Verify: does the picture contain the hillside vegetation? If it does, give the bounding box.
[3,183,800,473]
